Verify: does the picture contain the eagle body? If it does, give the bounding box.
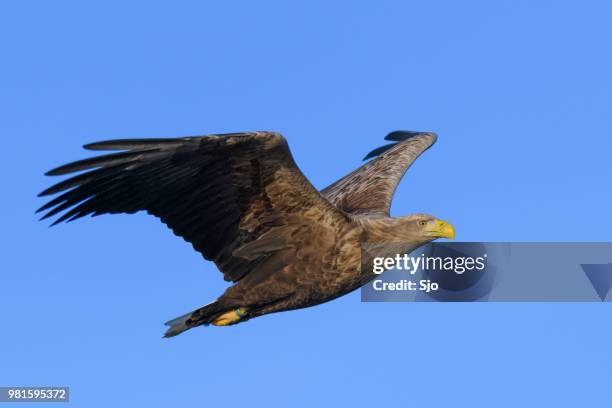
[38,130,454,337]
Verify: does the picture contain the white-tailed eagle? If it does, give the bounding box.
[38,130,454,337]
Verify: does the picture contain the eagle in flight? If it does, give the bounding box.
[38,130,455,337]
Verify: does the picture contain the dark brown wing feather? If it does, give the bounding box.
[321,131,437,215]
[38,131,347,282]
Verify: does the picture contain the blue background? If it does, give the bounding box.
[1,1,611,406]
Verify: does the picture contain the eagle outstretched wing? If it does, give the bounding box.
[321,131,437,216]
[38,131,347,283]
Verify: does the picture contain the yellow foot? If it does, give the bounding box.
[211,307,248,326]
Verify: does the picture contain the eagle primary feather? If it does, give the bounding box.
[38,130,453,337]
[321,131,437,215]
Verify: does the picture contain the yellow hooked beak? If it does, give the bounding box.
[424,219,455,240]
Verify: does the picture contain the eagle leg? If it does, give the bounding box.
[211,307,249,326]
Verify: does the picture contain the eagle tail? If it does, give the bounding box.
[163,300,222,338]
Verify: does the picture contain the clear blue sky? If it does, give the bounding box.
[1,1,611,407]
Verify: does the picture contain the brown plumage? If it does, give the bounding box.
[38,130,454,337]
